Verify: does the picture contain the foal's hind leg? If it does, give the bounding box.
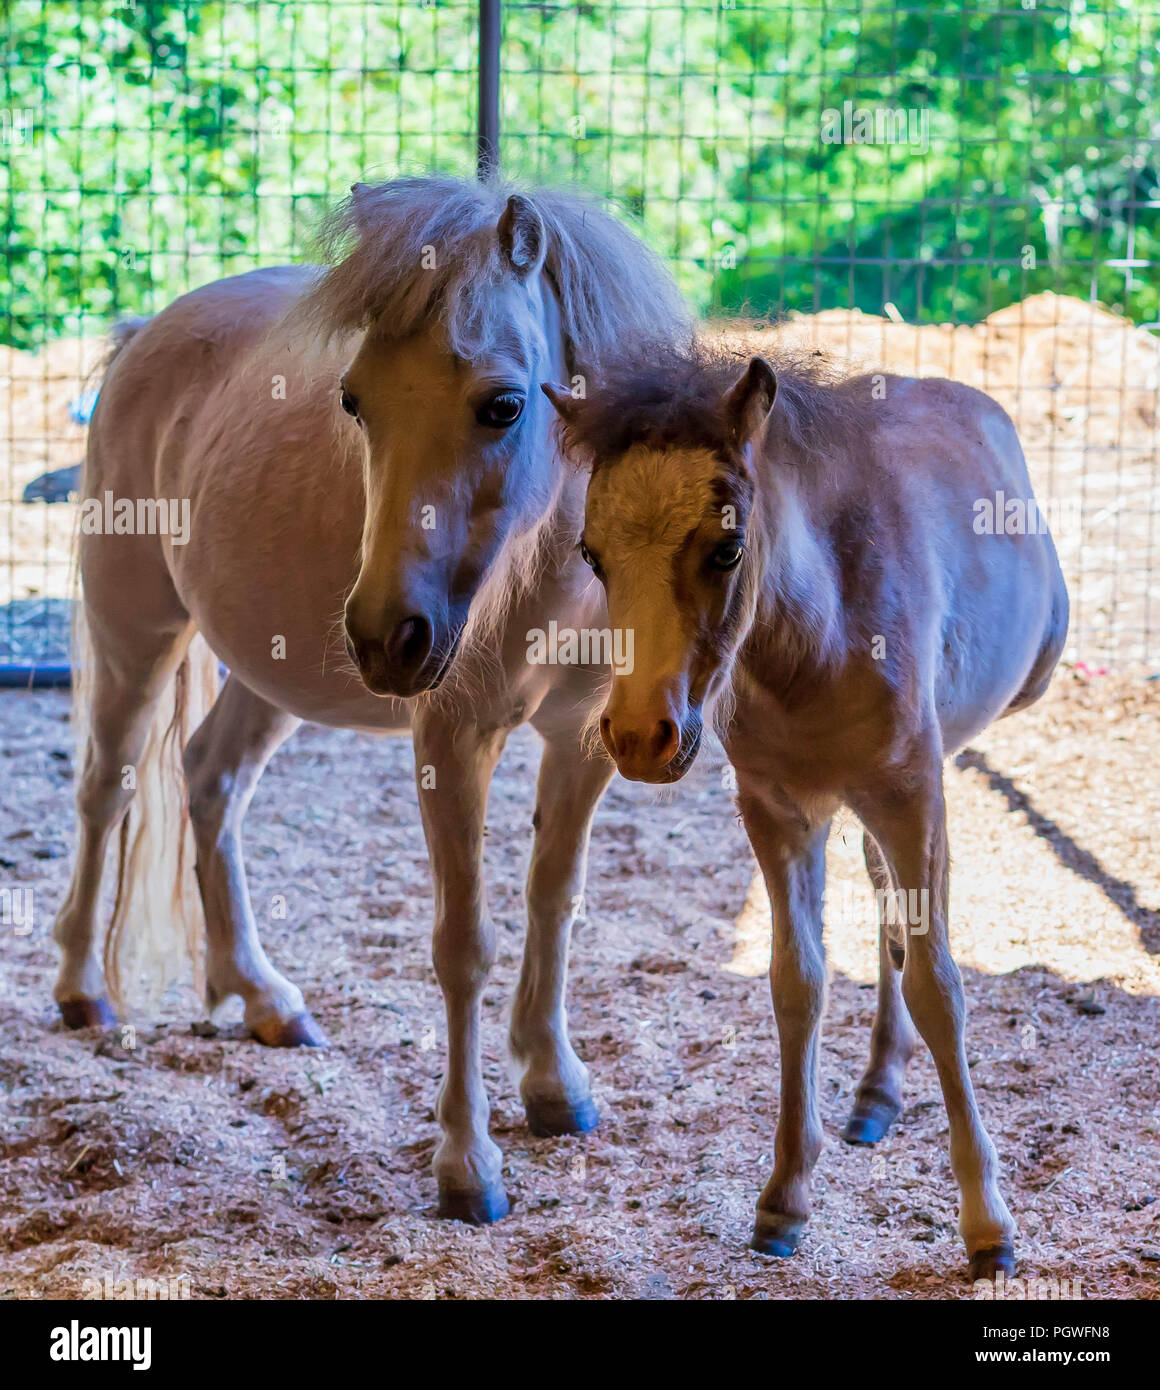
[181,675,318,1046]
[54,617,193,1026]
[738,785,831,1258]
[510,729,613,1136]
[842,831,917,1145]
[854,762,1016,1280]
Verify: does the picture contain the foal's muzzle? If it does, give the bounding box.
[344,611,460,698]
[600,704,704,784]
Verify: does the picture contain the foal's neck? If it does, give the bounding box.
[744,461,844,694]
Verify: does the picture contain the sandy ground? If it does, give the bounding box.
[1,668,1158,1301]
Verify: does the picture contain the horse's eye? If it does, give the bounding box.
[340,386,359,418]
[711,538,745,571]
[477,392,525,429]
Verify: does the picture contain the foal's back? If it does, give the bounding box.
[768,371,1068,756]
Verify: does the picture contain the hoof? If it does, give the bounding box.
[968,1242,1017,1282]
[436,1182,510,1225]
[842,1095,901,1146]
[525,1095,599,1138]
[751,1212,804,1258]
[59,997,117,1030]
[250,1011,329,1048]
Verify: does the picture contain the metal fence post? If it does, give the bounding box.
[477,0,501,179]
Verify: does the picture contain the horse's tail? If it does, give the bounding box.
[71,609,219,1012]
[100,627,218,1009]
[72,312,220,1008]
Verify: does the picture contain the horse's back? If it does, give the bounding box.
[89,265,320,479]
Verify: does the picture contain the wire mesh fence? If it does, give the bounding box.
[3,0,1158,676]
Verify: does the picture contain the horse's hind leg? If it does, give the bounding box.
[180,674,317,1046]
[54,611,193,1026]
[511,729,613,1136]
[842,831,917,1145]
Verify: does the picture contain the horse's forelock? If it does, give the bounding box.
[289,175,691,366]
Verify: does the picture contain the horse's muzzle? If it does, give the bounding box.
[345,613,460,698]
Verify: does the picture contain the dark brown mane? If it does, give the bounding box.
[556,338,863,469]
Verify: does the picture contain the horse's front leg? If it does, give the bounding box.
[413,711,509,1223]
[511,732,613,1135]
[738,786,830,1257]
[854,758,1016,1280]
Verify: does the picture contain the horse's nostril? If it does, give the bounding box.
[653,718,680,763]
[344,630,360,667]
[599,715,617,757]
[387,614,433,673]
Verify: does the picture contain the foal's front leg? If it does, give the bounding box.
[510,731,613,1135]
[738,787,830,1257]
[843,830,918,1144]
[854,762,1016,1280]
[412,710,509,1223]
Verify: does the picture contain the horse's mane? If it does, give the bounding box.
[291,174,692,368]
[556,339,862,468]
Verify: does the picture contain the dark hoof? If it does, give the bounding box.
[969,1242,1017,1282]
[525,1095,599,1137]
[436,1182,510,1225]
[59,997,117,1030]
[842,1095,902,1146]
[750,1214,804,1258]
[251,1011,329,1048]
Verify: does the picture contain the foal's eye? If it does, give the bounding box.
[339,386,359,419]
[711,538,745,571]
[476,392,525,429]
[578,539,604,579]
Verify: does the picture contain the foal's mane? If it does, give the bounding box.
[556,339,861,469]
[291,174,691,367]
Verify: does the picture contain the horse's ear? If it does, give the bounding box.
[723,356,777,447]
[540,381,579,423]
[498,194,547,279]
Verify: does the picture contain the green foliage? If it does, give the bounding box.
[2,0,1157,349]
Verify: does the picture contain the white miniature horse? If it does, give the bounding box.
[547,344,1068,1278]
[53,176,691,1223]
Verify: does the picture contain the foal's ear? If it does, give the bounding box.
[348,181,376,234]
[498,194,547,280]
[540,381,580,423]
[723,356,778,447]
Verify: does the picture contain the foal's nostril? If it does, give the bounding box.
[386,614,433,674]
